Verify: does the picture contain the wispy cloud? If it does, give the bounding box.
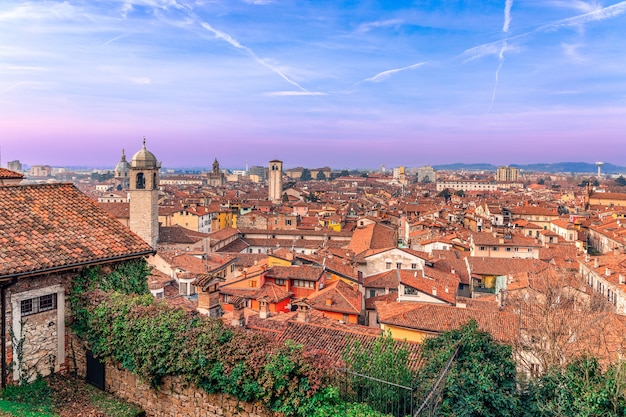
[129,76,151,84]
[104,33,131,45]
[356,19,403,34]
[364,62,426,83]
[545,0,602,14]
[242,0,274,5]
[540,0,626,31]
[266,91,327,96]
[462,1,626,63]
[562,42,586,62]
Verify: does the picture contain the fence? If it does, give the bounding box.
[335,368,415,417]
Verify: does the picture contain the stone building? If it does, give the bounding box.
[207,158,225,187]
[114,149,131,190]
[268,159,283,202]
[129,139,161,249]
[0,183,153,386]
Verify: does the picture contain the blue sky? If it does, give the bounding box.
[1,0,625,169]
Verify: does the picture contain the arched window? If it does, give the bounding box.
[153,173,157,189]
[136,172,145,189]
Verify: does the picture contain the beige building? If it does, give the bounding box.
[470,232,541,259]
[129,139,161,249]
[268,159,283,202]
[495,166,519,182]
[29,165,51,177]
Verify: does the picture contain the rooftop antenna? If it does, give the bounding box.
[595,162,604,178]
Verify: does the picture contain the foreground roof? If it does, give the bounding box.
[0,183,154,278]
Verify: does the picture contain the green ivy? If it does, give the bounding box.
[75,291,339,416]
[69,259,150,337]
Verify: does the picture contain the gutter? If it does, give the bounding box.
[0,249,156,281]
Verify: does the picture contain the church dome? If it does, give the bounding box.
[114,149,130,177]
[131,138,159,169]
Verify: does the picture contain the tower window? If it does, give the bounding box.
[136,172,145,189]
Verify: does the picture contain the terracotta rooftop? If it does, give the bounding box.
[247,309,421,367]
[159,225,209,245]
[307,279,362,315]
[399,269,458,304]
[97,202,130,220]
[0,183,154,278]
[376,301,519,344]
[347,222,397,255]
[364,270,401,289]
[265,265,325,282]
[0,168,24,179]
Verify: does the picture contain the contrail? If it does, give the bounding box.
[489,0,514,113]
[162,0,310,92]
[462,0,626,62]
[199,22,308,92]
[364,62,426,83]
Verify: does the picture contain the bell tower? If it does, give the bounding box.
[268,159,283,202]
[129,138,160,248]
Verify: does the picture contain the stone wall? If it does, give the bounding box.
[69,333,275,417]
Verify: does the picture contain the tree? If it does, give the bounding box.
[316,170,327,181]
[615,176,626,186]
[343,331,414,417]
[421,175,431,184]
[300,169,312,181]
[505,267,616,375]
[454,189,465,197]
[414,321,520,417]
[437,188,451,201]
[522,357,626,417]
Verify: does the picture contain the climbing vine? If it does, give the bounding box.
[77,291,348,416]
[69,259,150,336]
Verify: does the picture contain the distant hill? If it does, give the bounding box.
[433,162,626,174]
[432,163,497,171]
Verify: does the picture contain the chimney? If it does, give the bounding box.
[296,303,310,323]
[605,267,612,277]
[451,269,455,275]
[259,299,270,319]
[594,258,599,269]
[432,287,437,296]
[231,302,245,327]
[325,298,333,306]
[619,275,625,285]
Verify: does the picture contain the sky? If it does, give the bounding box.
[1,0,626,170]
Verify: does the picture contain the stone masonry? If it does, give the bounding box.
[69,334,276,417]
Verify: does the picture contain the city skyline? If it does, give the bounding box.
[2,0,626,168]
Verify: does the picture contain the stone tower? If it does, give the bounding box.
[129,139,160,248]
[207,158,224,186]
[268,159,283,202]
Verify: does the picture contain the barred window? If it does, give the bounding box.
[21,293,57,317]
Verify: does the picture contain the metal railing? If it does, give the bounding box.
[335,368,415,417]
